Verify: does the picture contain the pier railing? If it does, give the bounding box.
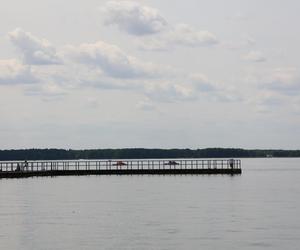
[0,159,241,173]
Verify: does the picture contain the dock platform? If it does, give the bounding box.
[0,159,242,179]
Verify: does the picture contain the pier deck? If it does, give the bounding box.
[0,159,241,179]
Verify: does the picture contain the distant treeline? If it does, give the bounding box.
[0,148,300,161]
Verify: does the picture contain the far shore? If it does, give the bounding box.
[1,148,300,161]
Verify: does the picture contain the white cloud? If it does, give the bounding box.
[102,1,167,36]
[248,91,286,113]
[137,38,168,51]
[264,68,300,95]
[0,59,37,84]
[138,24,218,50]
[8,28,62,65]
[24,82,66,100]
[190,74,242,103]
[189,74,216,92]
[243,51,266,62]
[64,40,161,78]
[137,99,156,111]
[78,71,142,90]
[168,24,218,47]
[144,81,196,102]
[242,68,300,113]
[222,34,255,50]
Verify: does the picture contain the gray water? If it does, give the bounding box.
[0,158,299,250]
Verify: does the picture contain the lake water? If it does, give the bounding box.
[0,158,300,250]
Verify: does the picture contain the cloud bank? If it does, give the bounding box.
[1,28,233,103]
[102,1,218,50]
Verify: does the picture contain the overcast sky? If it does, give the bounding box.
[0,0,299,149]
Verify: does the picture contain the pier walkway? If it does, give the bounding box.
[0,159,241,178]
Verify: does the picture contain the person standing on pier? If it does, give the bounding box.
[24,160,28,171]
[229,159,234,169]
[16,163,21,172]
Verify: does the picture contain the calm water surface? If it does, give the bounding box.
[0,158,300,250]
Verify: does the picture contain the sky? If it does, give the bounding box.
[0,0,300,149]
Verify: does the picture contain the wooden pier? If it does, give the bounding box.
[0,159,242,179]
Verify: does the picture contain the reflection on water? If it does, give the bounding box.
[0,158,300,250]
